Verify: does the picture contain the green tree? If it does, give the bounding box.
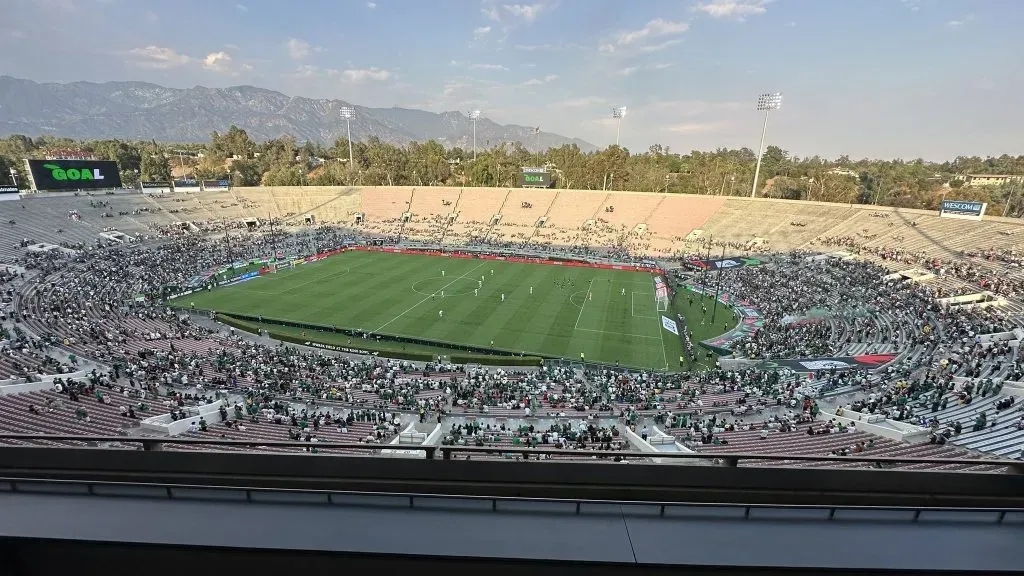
[140,153,172,182]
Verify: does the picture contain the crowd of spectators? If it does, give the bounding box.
[0,213,1021,463]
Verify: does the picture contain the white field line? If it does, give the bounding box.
[278,266,351,293]
[373,261,486,333]
[631,291,658,318]
[574,277,596,330]
[575,327,661,340]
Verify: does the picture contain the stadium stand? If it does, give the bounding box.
[0,186,1023,471]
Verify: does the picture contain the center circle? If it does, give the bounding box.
[569,290,587,308]
[411,276,479,297]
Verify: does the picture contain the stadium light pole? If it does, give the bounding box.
[469,110,481,161]
[750,92,782,198]
[611,106,627,146]
[607,107,627,190]
[340,107,355,169]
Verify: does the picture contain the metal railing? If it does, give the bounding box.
[1,475,1020,524]
[0,434,1021,471]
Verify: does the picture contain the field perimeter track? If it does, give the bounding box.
[180,250,686,369]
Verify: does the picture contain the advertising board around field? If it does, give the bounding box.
[940,200,986,220]
[26,159,123,191]
[686,257,762,271]
[140,181,171,194]
[661,315,679,335]
[0,185,20,201]
[520,167,554,188]
[758,353,897,374]
[173,180,202,193]
[202,180,230,191]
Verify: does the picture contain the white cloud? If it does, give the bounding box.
[514,43,583,52]
[639,39,683,53]
[693,0,771,20]
[503,3,545,22]
[288,65,340,79]
[342,67,392,83]
[615,63,671,77]
[235,3,247,11]
[202,51,234,73]
[286,38,324,60]
[614,18,689,46]
[946,14,973,28]
[601,18,688,55]
[472,26,492,39]
[482,4,501,21]
[470,63,510,71]
[128,46,191,69]
[366,1,376,7]
[522,74,557,86]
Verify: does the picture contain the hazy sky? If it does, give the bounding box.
[1,0,1021,161]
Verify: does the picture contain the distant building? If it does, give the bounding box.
[960,174,1024,187]
[826,168,859,178]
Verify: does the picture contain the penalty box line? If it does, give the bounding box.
[630,291,659,319]
[372,261,487,333]
[574,327,662,340]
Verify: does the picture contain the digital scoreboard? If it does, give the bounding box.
[26,159,122,191]
[519,167,554,188]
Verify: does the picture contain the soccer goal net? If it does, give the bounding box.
[655,276,670,312]
[656,293,669,312]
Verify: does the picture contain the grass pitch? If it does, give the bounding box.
[183,251,699,369]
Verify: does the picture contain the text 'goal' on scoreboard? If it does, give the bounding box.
[520,167,554,188]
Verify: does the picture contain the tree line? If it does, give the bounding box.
[1,129,1022,216]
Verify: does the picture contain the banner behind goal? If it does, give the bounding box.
[654,275,670,312]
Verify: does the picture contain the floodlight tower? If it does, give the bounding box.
[340,106,355,168]
[611,106,627,146]
[750,92,782,198]
[469,110,482,161]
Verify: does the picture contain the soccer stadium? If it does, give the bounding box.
[0,181,1022,571]
[1,0,1023,570]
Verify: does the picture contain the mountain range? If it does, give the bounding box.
[0,76,597,152]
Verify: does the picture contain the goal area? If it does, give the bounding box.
[656,292,669,312]
[655,275,670,312]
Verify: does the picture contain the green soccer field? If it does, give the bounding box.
[180,250,697,369]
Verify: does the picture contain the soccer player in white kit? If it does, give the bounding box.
[441,290,444,298]
[439,310,443,318]
[442,270,445,277]
[530,286,533,295]
[501,293,505,302]
[474,288,478,296]
[621,288,625,296]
